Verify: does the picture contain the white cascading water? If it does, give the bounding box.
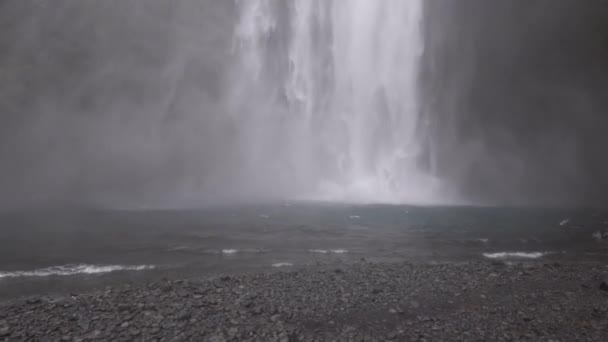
[231,0,441,203]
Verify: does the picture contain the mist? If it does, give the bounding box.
[1,0,607,208]
[424,0,608,206]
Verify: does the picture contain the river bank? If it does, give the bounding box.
[1,260,607,341]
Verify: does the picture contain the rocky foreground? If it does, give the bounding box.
[1,260,608,341]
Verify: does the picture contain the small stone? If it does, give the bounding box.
[208,334,226,342]
[26,297,41,305]
[227,327,239,338]
[410,300,420,309]
[270,314,281,322]
[389,308,398,314]
[177,311,192,321]
[0,327,9,337]
[121,321,130,328]
[118,304,131,311]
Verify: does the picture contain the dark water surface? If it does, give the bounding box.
[1,203,607,299]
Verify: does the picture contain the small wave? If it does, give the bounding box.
[349,215,361,219]
[272,262,293,268]
[308,249,349,254]
[221,249,239,255]
[559,218,570,226]
[0,264,154,279]
[592,231,608,241]
[309,249,329,254]
[259,214,271,219]
[482,252,549,259]
[167,246,192,252]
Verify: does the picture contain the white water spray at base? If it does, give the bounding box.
[232,0,443,204]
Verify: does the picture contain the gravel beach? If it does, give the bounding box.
[1,260,607,341]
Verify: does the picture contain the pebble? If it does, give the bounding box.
[0,261,604,341]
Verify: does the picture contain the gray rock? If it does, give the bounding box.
[26,297,41,305]
[177,311,192,321]
[208,333,226,342]
[227,327,239,338]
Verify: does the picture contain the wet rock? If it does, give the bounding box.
[1,261,607,341]
[208,333,226,342]
[177,311,192,321]
[26,297,41,305]
[227,327,239,339]
[600,281,608,292]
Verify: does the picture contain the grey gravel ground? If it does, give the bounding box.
[1,260,608,341]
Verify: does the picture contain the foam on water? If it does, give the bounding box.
[272,262,293,268]
[221,249,239,255]
[308,249,349,254]
[309,249,329,254]
[332,249,348,254]
[482,252,549,259]
[0,264,155,279]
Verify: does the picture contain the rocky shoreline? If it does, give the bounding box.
[1,260,607,341]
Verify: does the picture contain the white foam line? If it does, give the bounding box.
[309,249,329,254]
[308,249,349,254]
[331,249,349,254]
[0,264,155,279]
[221,249,239,255]
[272,262,293,268]
[482,252,549,259]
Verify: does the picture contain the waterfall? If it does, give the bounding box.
[231,0,441,203]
